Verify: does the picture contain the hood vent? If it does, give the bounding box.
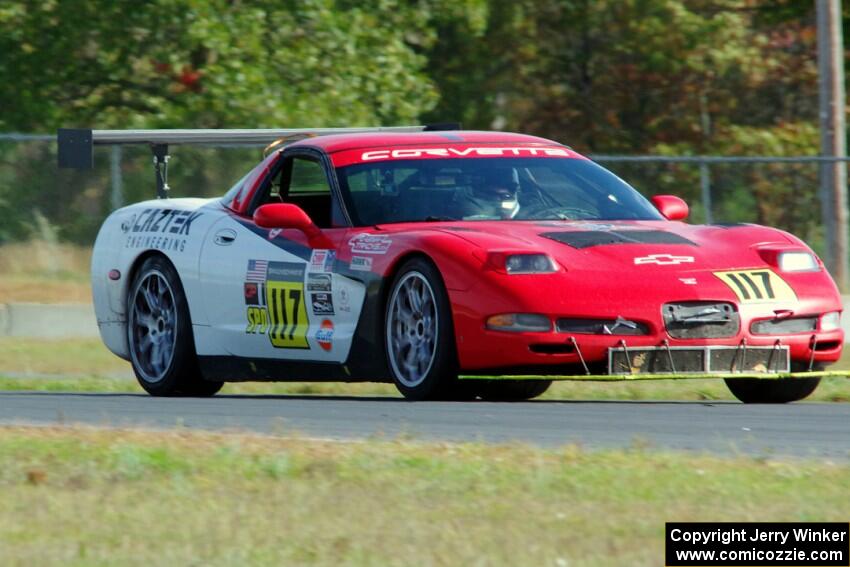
[663,301,739,339]
[540,230,696,249]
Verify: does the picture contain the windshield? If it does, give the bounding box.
[335,158,663,225]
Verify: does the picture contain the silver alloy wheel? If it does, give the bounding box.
[386,271,439,388]
[129,270,177,383]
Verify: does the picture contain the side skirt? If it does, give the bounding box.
[197,355,391,383]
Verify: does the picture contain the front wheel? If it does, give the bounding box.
[724,363,821,404]
[385,258,459,400]
[127,256,223,397]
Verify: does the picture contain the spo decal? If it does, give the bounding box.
[350,256,373,271]
[316,319,334,351]
[679,277,698,285]
[349,233,392,255]
[246,306,270,334]
[360,147,571,161]
[714,269,797,303]
[634,254,695,266]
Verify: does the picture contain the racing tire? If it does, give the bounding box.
[127,256,223,397]
[385,257,460,400]
[724,363,821,404]
[475,379,552,401]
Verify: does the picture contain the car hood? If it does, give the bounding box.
[414,219,797,272]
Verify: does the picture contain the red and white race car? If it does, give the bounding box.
[59,126,844,402]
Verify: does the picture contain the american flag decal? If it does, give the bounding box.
[246,259,268,282]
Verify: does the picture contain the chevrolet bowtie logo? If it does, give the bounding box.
[634,254,695,265]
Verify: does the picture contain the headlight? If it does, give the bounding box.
[777,251,819,272]
[505,254,557,274]
[486,313,552,332]
[821,311,841,331]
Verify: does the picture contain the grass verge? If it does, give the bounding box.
[0,241,92,303]
[1,426,848,567]
[2,337,850,401]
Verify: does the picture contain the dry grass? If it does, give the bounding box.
[0,338,132,377]
[0,241,92,302]
[0,425,848,567]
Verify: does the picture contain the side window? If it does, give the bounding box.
[281,156,344,229]
[290,158,331,194]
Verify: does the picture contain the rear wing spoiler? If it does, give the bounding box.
[57,124,459,198]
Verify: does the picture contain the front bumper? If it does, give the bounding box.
[455,318,844,375]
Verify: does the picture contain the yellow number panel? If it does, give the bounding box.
[267,280,310,349]
[714,269,797,303]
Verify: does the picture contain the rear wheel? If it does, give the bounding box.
[385,258,459,400]
[475,379,552,401]
[128,256,223,397]
[724,363,821,404]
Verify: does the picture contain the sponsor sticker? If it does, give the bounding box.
[244,282,262,305]
[307,273,332,292]
[714,269,797,303]
[316,319,334,351]
[309,249,336,273]
[311,292,334,316]
[350,256,373,271]
[123,208,202,252]
[349,233,392,255]
[337,287,351,313]
[245,306,270,334]
[268,228,283,240]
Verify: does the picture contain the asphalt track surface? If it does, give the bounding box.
[1,392,849,458]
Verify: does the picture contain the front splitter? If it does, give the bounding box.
[458,370,850,382]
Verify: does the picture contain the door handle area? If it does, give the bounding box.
[213,229,237,245]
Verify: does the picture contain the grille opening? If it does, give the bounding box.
[529,343,576,355]
[814,340,841,352]
[556,318,649,335]
[663,301,739,339]
[751,316,817,335]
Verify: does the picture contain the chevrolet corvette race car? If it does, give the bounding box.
[59,126,845,402]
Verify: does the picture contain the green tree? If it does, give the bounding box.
[0,0,438,131]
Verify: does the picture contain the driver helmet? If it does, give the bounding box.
[473,167,520,217]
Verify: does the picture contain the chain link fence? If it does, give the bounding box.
[0,133,842,257]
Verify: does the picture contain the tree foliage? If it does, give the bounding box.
[0,0,437,130]
[0,0,837,245]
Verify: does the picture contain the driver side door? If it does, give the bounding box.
[197,150,366,364]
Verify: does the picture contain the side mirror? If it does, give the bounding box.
[253,203,332,248]
[651,195,689,221]
[254,203,315,232]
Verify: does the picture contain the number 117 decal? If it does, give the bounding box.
[244,260,311,349]
[714,269,797,303]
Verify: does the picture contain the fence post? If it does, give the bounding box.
[699,160,713,224]
[109,145,123,210]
